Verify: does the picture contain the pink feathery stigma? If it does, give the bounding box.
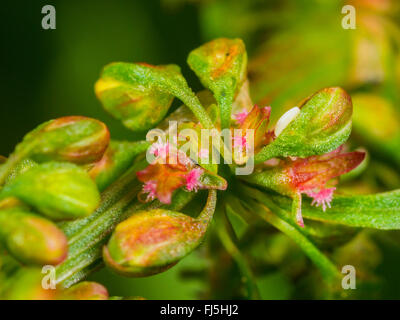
[233,110,249,125]
[149,141,169,159]
[305,187,336,211]
[185,168,203,192]
[142,180,157,201]
[233,135,248,150]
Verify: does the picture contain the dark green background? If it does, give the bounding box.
[1,0,204,155]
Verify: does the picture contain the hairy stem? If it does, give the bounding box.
[240,184,341,285]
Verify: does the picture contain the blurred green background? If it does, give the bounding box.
[2,0,400,299]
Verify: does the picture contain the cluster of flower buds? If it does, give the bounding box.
[0,37,369,299]
[0,116,112,268]
[1,267,108,300]
[99,39,366,281]
[0,114,157,298]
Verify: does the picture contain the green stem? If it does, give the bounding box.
[0,153,23,186]
[172,88,215,130]
[55,163,200,288]
[196,190,217,227]
[218,95,234,130]
[253,143,281,164]
[240,184,341,285]
[56,185,143,287]
[215,199,260,299]
[55,160,149,287]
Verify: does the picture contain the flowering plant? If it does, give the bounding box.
[0,38,398,300]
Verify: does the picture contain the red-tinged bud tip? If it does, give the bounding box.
[3,212,68,265]
[42,116,110,164]
[103,209,206,277]
[3,268,61,300]
[18,116,110,165]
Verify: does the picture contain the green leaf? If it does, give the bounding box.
[0,162,101,220]
[214,204,260,299]
[89,140,150,191]
[247,184,400,230]
[244,197,341,284]
[226,206,249,240]
[188,38,247,129]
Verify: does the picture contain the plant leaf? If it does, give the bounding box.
[187,38,247,129]
[248,185,400,230]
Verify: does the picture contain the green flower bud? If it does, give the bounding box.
[16,116,110,164]
[2,268,60,300]
[96,58,217,130]
[0,206,68,265]
[0,162,100,220]
[89,140,149,191]
[60,281,109,300]
[4,158,37,185]
[0,116,110,185]
[255,87,352,163]
[187,38,247,129]
[103,190,216,277]
[95,63,176,131]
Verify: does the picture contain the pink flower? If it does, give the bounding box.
[282,149,365,227]
[304,187,336,211]
[185,168,203,192]
[233,135,247,150]
[233,110,249,125]
[142,180,157,201]
[149,141,169,159]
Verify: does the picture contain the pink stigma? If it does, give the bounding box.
[305,187,336,211]
[185,168,203,192]
[233,110,249,125]
[143,180,157,201]
[233,135,247,150]
[149,141,169,159]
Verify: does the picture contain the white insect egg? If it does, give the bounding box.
[274,106,301,137]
